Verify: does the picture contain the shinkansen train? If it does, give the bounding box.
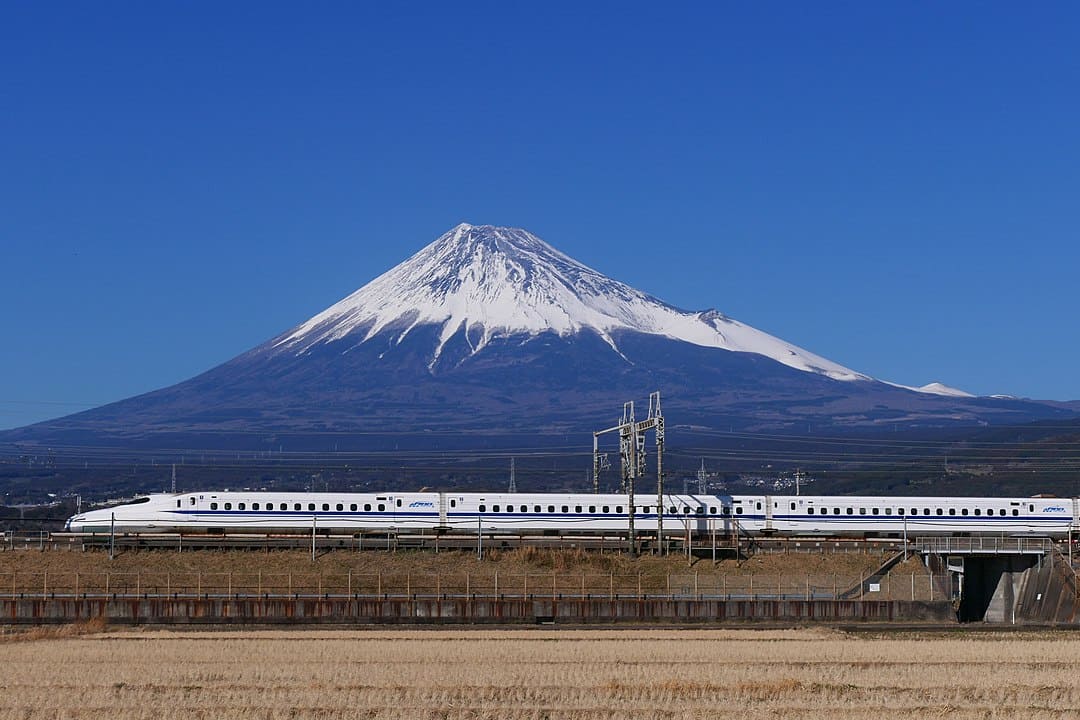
[64,491,1080,538]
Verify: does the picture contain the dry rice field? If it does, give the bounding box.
[1,627,1079,719]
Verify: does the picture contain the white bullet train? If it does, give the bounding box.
[64,491,1080,538]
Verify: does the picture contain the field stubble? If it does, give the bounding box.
[1,627,1078,719]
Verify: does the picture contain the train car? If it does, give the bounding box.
[63,491,1080,538]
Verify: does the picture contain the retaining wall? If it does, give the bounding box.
[0,597,954,625]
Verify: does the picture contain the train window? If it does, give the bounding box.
[493,505,500,512]
[1029,504,1035,512]
[601,505,609,513]
[833,508,840,515]
[974,509,981,516]
[177,499,181,508]
[756,502,762,511]
[293,503,300,511]
[562,505,569,513]
[670,506,677,514]
[377,504,384,512]
[322,504,330,512]
[450,500,457,508]
[710,507,717,515]
[936,509,943,515]
[846,508,853,515]
[924,509,930,515]
[790,502,796,510]
[548,505,555,513]
[736,507,743,515]
[948,509,956,516]
[574,506,582,513]
[683,506,691,515]
[308,503,315,511]
[1012,509,1019,516]
[210,502,218,510]
[336,504,343,511]
[396,499,402,507]
[872,508,879,516]
[519,505,526,513]
[885,508,892,515]
[350,504,357,512]
[999,509,1006,516]
[280,503,287,511]
[479,504,486,513]
[190,497,196,506]
[534,505,541,513]
[859,508,866,515]
[224,503,232,510]
[589,506,596,513]
[238,503,246,510]
[616,506,623,513]
[961,509,968,516]
[696,507,704,515]
[723,507,731,516]
[508,506,515,514]
[252,503,259,511]
[364,504,371,512]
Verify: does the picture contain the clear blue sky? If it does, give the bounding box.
[2,2,1078,430]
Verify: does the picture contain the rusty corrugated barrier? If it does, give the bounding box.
[0,597,954,625]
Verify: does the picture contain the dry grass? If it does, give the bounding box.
[1,628,1078,718]
[0,547,916,597]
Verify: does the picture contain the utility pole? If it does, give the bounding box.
[508,458,517,493]
[171,464,177,494]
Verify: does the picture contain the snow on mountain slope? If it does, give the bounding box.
[274,223,870,381]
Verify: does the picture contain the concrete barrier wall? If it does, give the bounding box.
[0,597,954,625]
[1014,558,1078,625]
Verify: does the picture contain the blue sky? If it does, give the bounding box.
[2,2,1078,430]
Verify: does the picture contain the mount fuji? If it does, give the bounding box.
[3,223,1074,450]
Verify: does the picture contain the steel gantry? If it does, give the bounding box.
[592,391,665,555]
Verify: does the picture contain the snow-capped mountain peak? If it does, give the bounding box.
[274,223,867,381]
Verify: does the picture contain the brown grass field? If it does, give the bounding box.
[0,547,937,599]
[2,627,1079,719]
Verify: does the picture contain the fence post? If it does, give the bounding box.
[75,572,79,598]
[136,572,140,597]
[43,571,47,597]
[106,572,110,596]
[196,571,200,598]
[347,570,351,597]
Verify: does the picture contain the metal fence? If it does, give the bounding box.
[1,571,948,602]
[915,536,1053,555]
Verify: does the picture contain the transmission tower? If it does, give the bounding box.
[592,390,665,555]
[508,457,517,493]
